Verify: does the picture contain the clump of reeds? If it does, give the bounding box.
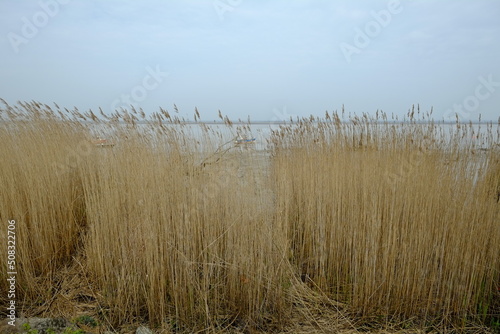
[0,100,289,331]
[0,101,498,332]
[269,108,500,328]
[0,101,90,302]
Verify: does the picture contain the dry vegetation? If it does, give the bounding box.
[0,101,499,333]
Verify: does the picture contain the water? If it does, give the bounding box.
[85,121,499,153]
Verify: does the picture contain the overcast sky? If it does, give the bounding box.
[1,0,499,122]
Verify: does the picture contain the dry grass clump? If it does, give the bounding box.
[0,101,498,333]
[269,110,500,329]
[0,101,290,332]
[0,102,89,302]
[81,134,288,328]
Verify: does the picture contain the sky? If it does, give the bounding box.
[1,0,499,122]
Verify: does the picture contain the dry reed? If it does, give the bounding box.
[0,101,498,333]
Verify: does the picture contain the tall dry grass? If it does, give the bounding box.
[0,101,289,331]
[0,101,498,332]
[269,111,500,327]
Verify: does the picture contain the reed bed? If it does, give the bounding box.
[269,112,499,328]
[0,101,498,333]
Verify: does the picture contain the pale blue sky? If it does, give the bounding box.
[1,0,499,121]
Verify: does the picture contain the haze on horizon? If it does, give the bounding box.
[1,0,499,122]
